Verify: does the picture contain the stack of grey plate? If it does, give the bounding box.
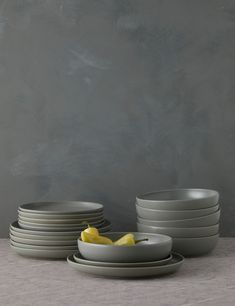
[136,189,220,256]
[10,201,111,259]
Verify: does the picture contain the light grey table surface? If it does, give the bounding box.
[0,238,235,306]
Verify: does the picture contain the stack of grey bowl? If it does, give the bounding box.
[136,189,220,256]
[10,201,111,259]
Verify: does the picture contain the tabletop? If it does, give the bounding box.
[0,238,235,306]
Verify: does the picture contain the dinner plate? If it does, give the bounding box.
[19,201,103,214]
[18,220,105,231]
[67,253,184,278]
[10,228,80,241]
[11,244,77,259]
[11,240,78,250]
[18,215,104,224]
[73,252,173,267]
[10,220,111,237]
[10,233,77,246]
[18,219,105,231]
[18,210,104,220]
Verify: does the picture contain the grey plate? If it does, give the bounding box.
[67,253,184,278]
[10,233,77,246]
[137,223,219,238]
[18,215,104,224]
[18,210,104,220]
[137,210,221,228]
[10,227,111,241]
[10,220,111,236]
[18,219,105,231]
[78,232,172,263]
[172,234,219,257]
[19,201,103,214]
[11,240,78,250]
[136,189,219,210]
[10,228,80,241]
[11,244,77,259]
[73,252,173,267]
[136,204,219,220]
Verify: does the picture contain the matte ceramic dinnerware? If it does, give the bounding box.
[18,215,104,224]
[136,189,219,210]
[67,252,184,278]
[136,204,219,220]
[77,232,172,263]
[73,252,173,267]
[10,240,77,250]
[18,222,104,232]
[172,234,219,256]
[137,223,219,238]
[10,227,111,242]
[10,234,77,246]
[18,219,105,231]
[11,201,111,260]
[18,210,104,220]
[11,244,77,259]
[10,220,111,236]
[10,228,80,241]
[137,210,220,227]
[20,201,103,214]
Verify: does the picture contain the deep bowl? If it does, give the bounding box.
[137,223,219,238]
[136,189,219,210]
[136,204,219,220]
[172,234,219,256]
[77,232,172,263]
[137,210,220,227]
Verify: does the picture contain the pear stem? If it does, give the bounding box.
[135,238,149,244]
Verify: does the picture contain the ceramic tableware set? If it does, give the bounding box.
[9,188,220,278]
[67,232,184,278]
[136,189,220,256]
[10,201,111,259]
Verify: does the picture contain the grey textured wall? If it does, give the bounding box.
[0,0,234,237]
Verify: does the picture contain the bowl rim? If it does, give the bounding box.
[137,208,220,223]
[173,233,219,240]
[136,188,219,203]
[135,202,219,213]
[136,222,219,231]
[77,232,172,247]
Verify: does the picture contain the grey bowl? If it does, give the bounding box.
[136,204,219,220]
[137,223,219,238]
[77,232,172,263]
[136,189,219,210]
[137,210,220,227]
[172,234,219,257]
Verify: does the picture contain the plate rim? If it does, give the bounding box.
[73,252,173,267]
[10,220,111,235]
[67,252,184,272]
[19,201,103,214]
[10,233,77,245]
[11,243,78,252]
[10,240,77,250]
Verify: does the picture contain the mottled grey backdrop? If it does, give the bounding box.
[0,0,234,237]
